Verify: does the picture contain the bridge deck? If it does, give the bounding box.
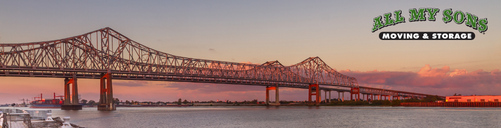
[0,27,443,98]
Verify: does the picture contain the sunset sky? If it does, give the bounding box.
[0,1,500,104]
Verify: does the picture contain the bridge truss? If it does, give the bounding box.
[0,27,440,106]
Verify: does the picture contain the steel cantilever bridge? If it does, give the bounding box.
[0,27,441,110]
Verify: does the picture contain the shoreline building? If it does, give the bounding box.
[446,95,501,102]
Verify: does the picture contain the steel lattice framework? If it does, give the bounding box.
[0,27,438,98]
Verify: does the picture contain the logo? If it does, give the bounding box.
[372,8,488,40]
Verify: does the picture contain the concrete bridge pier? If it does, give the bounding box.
[351,93,360,101]
[324,90,327,103]
[342,92,344,102]
[328,91,331,103]
[98,73,116,111]
[324,90,331,103]
[265,86,279,105]
[337,91,340,101]
[61,75,82,110]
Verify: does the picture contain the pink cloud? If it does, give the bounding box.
[341,65,501,96]
[417,64,450,77]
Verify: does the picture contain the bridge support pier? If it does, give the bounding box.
[342,92,344,102]
[308,84,320,104]
[350,88,360,101]
[328,91,331,103]
[324,90,330,103]
[98,73,116,111]
[266,86,279,105]
[337,92,340,101]
[62,76,82,110]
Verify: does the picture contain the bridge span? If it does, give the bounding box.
[0,27,442,110]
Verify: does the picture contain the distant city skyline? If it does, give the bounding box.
[1,1,500,103]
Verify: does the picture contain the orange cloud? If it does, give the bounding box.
[449,69,468,77]
[417,64,450,77]
[342,64,501,96]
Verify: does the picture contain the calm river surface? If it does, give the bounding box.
[16,106,501,128]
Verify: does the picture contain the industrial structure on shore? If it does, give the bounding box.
[446,95,501,102]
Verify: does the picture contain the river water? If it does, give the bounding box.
[9,106,501,128]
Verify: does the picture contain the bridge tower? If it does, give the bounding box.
[98,73,116,111]
[265,86,279,105]
[61,75,82,110]
[308,84,321,104]
[350,87,360,101]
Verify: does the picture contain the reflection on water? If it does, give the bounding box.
[9,106,501,128]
